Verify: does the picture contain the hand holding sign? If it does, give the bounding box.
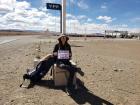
[58,50,69,59]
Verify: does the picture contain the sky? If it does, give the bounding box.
[0,0,140,34]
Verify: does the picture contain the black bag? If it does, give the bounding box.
[20,56,55,88]
[20,61,49,88]
[25,61,50,82]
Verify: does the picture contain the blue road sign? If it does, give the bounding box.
[46,3,61,10]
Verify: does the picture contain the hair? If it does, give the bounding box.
[58,37,68,45]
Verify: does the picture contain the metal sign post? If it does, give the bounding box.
[62,0,66,34]
[46,0,66,34]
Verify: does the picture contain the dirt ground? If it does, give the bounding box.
[0,35,140,105]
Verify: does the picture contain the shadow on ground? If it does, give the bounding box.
[34,79,113,105]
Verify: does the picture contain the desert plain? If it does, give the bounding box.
[0,34,140,105]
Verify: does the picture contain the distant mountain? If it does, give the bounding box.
[0,29,43,32]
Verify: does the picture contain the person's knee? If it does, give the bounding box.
[45,54,53,60]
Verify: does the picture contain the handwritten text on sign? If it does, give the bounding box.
[58,50,69,59]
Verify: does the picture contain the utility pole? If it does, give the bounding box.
[46,0,66,34]
[84,26,87,40]
[62,0,66,34]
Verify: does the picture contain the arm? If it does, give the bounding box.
[53,44,59,57]
[69,44,72,59]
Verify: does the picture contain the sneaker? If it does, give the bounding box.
[77,68,84,76]
[21,79,31,88]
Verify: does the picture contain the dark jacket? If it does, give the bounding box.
[53,42,72,65]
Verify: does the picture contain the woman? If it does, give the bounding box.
[22,34,83,89]
[43,34,77,88]
[53,34,76,88]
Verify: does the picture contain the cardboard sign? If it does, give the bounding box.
[58,50,69,59]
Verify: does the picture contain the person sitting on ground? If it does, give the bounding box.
[22,34,84,89]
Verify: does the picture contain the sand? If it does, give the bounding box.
[0,35,140,105]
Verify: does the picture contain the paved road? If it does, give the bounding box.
[0,35,40,59]
[0,35,35,45]
[0,35,60,60]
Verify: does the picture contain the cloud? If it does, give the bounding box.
[101,5,107,9]
[77,15,87,19]
[130,17,140,23]
[15,1,31,10]
[77,0,88,9]
[70,0,76,4]
[87,18,92,22]
[70,0,88,9]
[101,2,107,9]
[0,0,51,30]
[129,28,140,33]
[0,0,16,13]
[0,0,139,34]
[67,14,76,19]
[67,14,88,20]
[43,0,55,3]
[70,0,74,3]
[0,0,16,4]
[0,0,30,13]
[96,16,114,23]
[0,5,13,13]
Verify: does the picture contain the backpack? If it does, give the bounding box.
[20,61,49,88]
